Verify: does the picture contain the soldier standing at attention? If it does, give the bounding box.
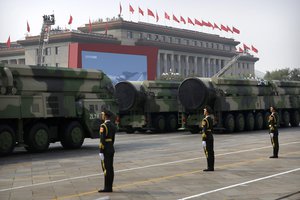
[268,106,279,158]
[98,109,117,192]
[201,106,215,171]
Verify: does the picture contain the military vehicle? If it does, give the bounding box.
[115,80,181,133]
[0,64,118,155]
[178,77,300,133]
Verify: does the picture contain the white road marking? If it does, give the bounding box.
[178,168,300,200]
[0,141,299,192]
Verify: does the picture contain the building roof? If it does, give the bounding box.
[17,30,121,46]
[78,19,240,45]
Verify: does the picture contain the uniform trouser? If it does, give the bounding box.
[101,153,114,190]
[204,139,214,169]
[270,135,279,157]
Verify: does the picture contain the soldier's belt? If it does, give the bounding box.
[105,139,112,142]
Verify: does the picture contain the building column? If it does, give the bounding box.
[171,54,175,73]
[185,56,189,77]
[202,57,205,77]
[164,53,168,73]
[157,53,161,79]
[211,58,216,76]
[194,56,198,75]
[178,55,181,76]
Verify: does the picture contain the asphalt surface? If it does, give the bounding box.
[0,127,299,200]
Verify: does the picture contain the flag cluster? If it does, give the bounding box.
[237,43,258,54]
[123,2,259,54]
[125,3,241,35]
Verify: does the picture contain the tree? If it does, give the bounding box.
[264,68,300,81]
[289,68,300,81]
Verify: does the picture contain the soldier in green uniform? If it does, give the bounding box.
[268,106,279,158]
[201,106,215,171]
[98,109,117,192]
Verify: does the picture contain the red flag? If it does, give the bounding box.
[156,11,159,22]
[129,4,134,14]
[195,19,203,26]
[207,21,213,28]
[227,25,233,33]
[232,26,240,34]
[27,21,30,32]
[68,15,73,25]
[165,12,170,20]
[202,20,208,26]
[139,7,144,16]
[6,36,11,48]
[251,45,258,53]
[173,15,180,23]
[188,17,194,25]
[243,43,250,51]
[148,8,155,17]
[180,16,186,24]
[238,47,243,52]
[89,18,92,33]
[213,23,220,30]
[119,2,122,15]
[221,24,228,32]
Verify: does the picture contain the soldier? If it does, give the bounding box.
[98,108,117,192]
[268,106,279,158]
[201,106,215,171]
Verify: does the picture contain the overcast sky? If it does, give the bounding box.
[1,0,299,73]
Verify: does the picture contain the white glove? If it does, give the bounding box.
[99,153,104,160]
[270,133,274,138]
[202,141,206,148]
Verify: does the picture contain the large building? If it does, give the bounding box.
[0,18,258,80]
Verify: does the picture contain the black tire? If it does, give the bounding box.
[245,113,255,131]
[61,121,84,149]
[235,113,245,132]
[154,115,166,133]
[0,125,15,156]
[25,123,49,152]
[290,110,300,127]
[282,111,290,127]
[224,113,235,133]
[125,126,135,134]
[166,114,178,132]
[254,112,263,130]
[189,126,200,134]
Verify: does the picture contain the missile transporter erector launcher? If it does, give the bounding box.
[0,64,118,155]
[115,80,181,133]
[178,77,300,133]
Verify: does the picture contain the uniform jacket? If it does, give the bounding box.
[99,120,116,154]
[201,115,213,141]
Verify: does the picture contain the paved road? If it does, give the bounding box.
[0,127,299,200]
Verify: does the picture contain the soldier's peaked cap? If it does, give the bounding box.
[102,108,114,117]
[204,105,213,114]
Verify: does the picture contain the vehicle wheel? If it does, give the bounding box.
[263,112,270,129]
[282,111,290,127]
[290,110,300,127]
[0,125,15,156]
[254,112,263,130]
[245,113,255,131]
[25,123,49,152]
[166,114,178,132]
[189,126,200,134]
[224,113,235,133]
[61,121,84,149]
[125,126,135,134]
[235,113,245,132]
[154,115,166,133]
